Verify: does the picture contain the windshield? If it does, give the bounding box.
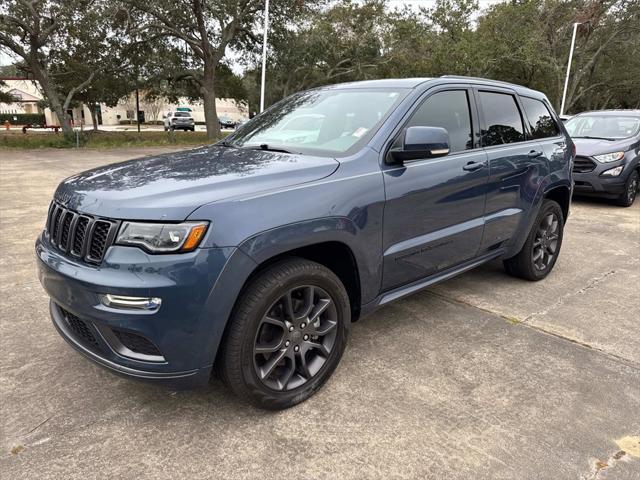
[227,88,408,155]
[565,115,640,140]
[174,112,192,118]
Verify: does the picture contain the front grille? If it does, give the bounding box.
[113,329,162,357]
[45,202,119,264]
[59,307,102,352]
[573,156,597,173]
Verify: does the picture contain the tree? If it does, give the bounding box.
[244,0,389,110]
[122,0,315,139]
[0,0,118,138]
[473,0,640,113]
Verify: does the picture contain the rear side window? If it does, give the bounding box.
[478,91,525,146]
[406,90,473,152]
[521,97,560,138]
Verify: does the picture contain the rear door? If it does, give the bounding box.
[474,88,549,252]
[381,87,489,291]
[520,95,567,178]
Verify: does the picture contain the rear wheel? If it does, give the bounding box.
[217,258,350,410]
[615,170,638,207]
[504,199,564,281]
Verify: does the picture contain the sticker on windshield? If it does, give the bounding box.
[352,127,368,138]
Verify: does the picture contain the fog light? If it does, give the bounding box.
[601,166,624,177]
[101,294,162,311]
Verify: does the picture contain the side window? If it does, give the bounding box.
[521,97,560,139]
[477,91,525,146]
[406,90,473,153]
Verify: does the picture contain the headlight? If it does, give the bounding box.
[116,221,208,253]
[600,166,623,177]
[593,151,625,163]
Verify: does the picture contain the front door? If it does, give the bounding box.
[381,88,489,291]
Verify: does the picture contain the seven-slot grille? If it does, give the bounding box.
[45,202,119,264]
[572,156,597,173]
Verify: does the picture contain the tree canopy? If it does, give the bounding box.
[1,0,638,140]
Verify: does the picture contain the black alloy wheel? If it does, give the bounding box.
[617,170,638,207]
[253,285,338,391]
[503,199,564,281]
[532,211,560,271]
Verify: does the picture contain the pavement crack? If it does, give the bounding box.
[426,285,640,371]
[24,416,52,436]
[522,270,616,324]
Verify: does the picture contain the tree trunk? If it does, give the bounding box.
[201,62,221,140]
[90,104,98,132]
[30,62,74,139]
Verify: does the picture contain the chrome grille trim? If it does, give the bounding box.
[44,202,119,264]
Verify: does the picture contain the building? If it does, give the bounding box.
[0,78,46,117]
[97,94,248,126]
[0,77,248,127]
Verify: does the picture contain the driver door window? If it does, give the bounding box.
[404,90,474,153]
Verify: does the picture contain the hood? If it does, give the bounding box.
[54,145,339,221]
[573,137,635,157]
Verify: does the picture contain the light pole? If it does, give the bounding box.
[259,0,270,113]
[560,22,584,116]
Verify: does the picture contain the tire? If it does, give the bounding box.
[503,199,564,281]
[189,127,195,132]
[217,258,351,410]
[615,170,638,207]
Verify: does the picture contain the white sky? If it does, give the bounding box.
[0,0,505,67]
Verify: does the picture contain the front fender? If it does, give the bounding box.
[238,217,382,305]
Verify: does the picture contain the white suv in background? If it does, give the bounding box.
[163,111,195,131]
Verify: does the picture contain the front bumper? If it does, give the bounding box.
[36,232,256,388]
[573,156,634,197]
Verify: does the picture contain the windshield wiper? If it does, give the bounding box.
[249,143,298,154]
[573,135,617,141]
[219,140,237,148]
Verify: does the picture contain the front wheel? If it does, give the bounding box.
[615,170,638,207]
[504,199,564,281]
[217,258,350,410]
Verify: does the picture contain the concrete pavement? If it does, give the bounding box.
[1,148,639,479]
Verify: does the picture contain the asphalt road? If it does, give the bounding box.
[1,148,639,479]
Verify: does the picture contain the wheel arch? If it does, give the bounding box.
[543,184,572,222]
[239,241,363,322]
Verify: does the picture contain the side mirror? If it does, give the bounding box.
[389,126,450,163]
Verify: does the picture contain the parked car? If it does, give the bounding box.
[163,111,195,131]
[565,110,640,206]
[36,76,573,409]
[218,116,236,129]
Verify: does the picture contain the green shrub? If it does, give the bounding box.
[0,113,46,125]
[0,130,226,149]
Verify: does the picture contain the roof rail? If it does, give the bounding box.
[440,75,528,89]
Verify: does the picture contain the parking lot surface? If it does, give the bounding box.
[1,148,639,479]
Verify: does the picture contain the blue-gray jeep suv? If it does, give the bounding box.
[36,76,573,409]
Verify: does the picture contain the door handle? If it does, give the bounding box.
[463,161,486,172]
[528,150,543,158]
